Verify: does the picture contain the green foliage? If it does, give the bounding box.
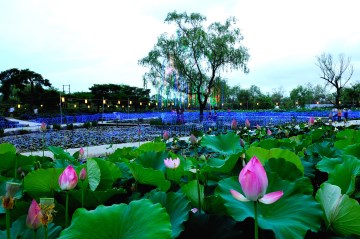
[58,199,172,239]
[316,183,360,237]
[201,132,242,155]
[148,190,191,238]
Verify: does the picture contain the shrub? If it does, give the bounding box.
[91,121,98,127]
[149,118,163,125]
[84,122,92,128]
[52,124,61,130]
[67,123,74,130]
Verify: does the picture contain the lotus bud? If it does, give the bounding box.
[40,122,47,132]
[26,199,42,229]
[79,168,87,181]
[163,131,169,140]
[231,119,237,130]
[190,134,197,145]
[245,119,251,129]
[240,138,245,148]
[58,165,78,190]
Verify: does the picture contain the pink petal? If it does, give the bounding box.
[230,189,250,202]
[259,191,284,204]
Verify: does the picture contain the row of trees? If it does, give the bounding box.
[1,11,357,118]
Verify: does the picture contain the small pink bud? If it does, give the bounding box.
[163,131,169,140]
[26,199,42,229]
[231,119,237,130]
[79,168,86,181]
[190,134,197,145]
[267,129,272,135]
[40,122,47,132]
[240,139,245,148]
[79,147,85,156]
[191,208,198,213]
[245,119,250,129]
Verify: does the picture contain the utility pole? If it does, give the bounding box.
[62,84,70,94]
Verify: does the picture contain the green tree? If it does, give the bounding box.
[0,68,51,109]
[290,85,312,107]
[316,53,353,107]
[139,11,249,120]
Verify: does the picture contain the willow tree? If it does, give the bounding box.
[139,11,249,119]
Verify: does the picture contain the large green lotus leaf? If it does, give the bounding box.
[128,161,170,191]
[181,180,204,210]
[0,215,61,239]
[59,199,172,239]
[24,168,63,197]
[310,128,325,142]
[148,190,191,238]
[0,143,16,154]
[334,129,360,149]
[306,141,341,158]
[70,188,126,208]
[316,156,343,174]
[0,152,17,173]
[138,141,166,152]
[202,152,241,174]
[86,158,101,191]
[216,174,322,239]
[201,132,241,155]
[48,146,76,162]
[343,143,360,158]
[265,158,313,194]
[108,147,135,161]
[327,156,360,196]
[91,158,122,190]
[315,183,360,237]
[246,147,304,174]
[135,150,169,171]
[255,138,295,151]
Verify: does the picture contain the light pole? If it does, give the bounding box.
[60,92,63,125]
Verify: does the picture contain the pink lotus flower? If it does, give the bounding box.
[79,147,85,156]
[308,117,315,126]
[230,156,283,204]
[163,131,169,140]
[267,129,272,135]
[190,134,197,145]
[40,122,47,132]
[59,165,78,190]
[191,208,198,213]
[26,199,42,229]
[79,168,86,181]
[245,119,250,129]
[164,158,180,169]
[231,119,237,130]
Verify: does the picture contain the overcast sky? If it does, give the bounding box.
[1,0,359,96]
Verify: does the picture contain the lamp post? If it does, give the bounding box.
[60,92,63,125]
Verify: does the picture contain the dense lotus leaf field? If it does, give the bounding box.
[0,117,360,239]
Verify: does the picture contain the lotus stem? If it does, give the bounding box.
[65,191,69,227]
[33,229,37,239]
[254,201,258,239]
[6,209,10,239]
[44,225,48,239]
[81,182,85,208]
[196,167,202,214]
[42,133,45,157]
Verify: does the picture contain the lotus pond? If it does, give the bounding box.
[1,118,360,239]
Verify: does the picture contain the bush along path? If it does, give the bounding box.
[0,119,360,238]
